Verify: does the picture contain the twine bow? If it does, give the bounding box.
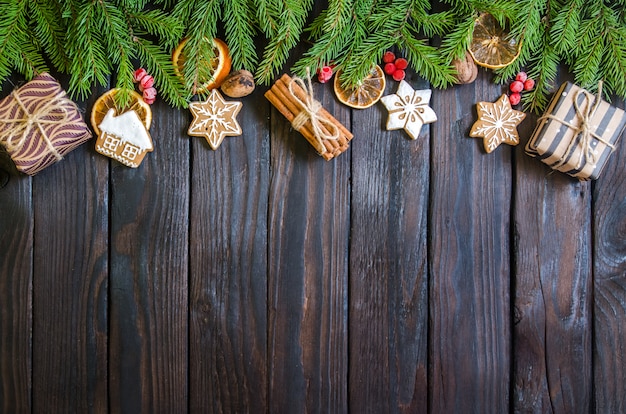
[540,81,614,170]
[0,90,74,161]
[289,69,340,153]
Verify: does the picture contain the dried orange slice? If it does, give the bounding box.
[469,13,521,69]
[172,37,232,94]
[90,89,151,136]
[333,65,386,109]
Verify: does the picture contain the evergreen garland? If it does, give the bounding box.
[0,0,624,112]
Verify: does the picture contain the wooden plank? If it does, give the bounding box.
[429,77,511,413]
[30,88,109,412]
[188,92,270,412]
[108,99,189,412]
[512,84,592,412]
[0,174,33,413]
[267,81,350,413]
[592,98,626,413]
[348,74,429,413]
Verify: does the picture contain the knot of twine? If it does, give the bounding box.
[289,69,340,153]
[0,91,74,161]
[539,81,614,170]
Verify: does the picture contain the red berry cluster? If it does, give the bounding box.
[508,72,535,106]
[382,51,408,81]
[317,65,334,83]
[134,68,157,105]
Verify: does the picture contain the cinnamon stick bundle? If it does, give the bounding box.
[265,74,353,160]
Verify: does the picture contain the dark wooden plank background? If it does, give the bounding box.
[1,47,626,414]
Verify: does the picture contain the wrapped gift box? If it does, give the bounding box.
[525,82,626,180]
[0,73,92,175]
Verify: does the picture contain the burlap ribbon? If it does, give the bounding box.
[288,69,340,153]
[539,81,615,169]
[0,90,75,161]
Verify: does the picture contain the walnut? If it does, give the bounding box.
[452,51,478,84]
[220,70,255,98]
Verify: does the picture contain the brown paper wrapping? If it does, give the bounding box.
[525,82,626,180]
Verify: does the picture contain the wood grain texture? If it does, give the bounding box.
[429,77,511,413]
[512,87,592,413]
[348,73,429,414]
[267,81,349,414]
[108,99,189,413]
[0,174,33,413]
[592,98,626,413]
[188,92,270,413]
[31,113,109,413]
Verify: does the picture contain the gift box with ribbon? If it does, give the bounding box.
[525,82,626,180]
[0,73,92,176]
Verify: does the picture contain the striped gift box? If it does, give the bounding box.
[0,73,92,176]
[525,82,626,180]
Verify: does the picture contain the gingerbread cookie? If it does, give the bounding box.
[469,94,526,153]
[188,89,242,150]
[380,80,437,140]
[91,89,153,168]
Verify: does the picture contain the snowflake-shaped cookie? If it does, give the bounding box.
[380,80,437,140]
[469,94,526,153]
[188,89,243,150]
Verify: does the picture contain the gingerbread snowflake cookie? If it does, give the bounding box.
[469,94,526,153]
[380,80,437,140]
[188,89,243,150]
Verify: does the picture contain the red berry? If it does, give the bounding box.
[384,62,397,75]
[317,66,333,83]
[509,92,521,106]
[394,58,408,70]
[515,72,528,82]
[143,87,157,104]
[392,69,406,81]
[383,51,396,63]
[509,80,524,93]
[523,78,535,91]
[139,75,154,91]
[133,68,147,83]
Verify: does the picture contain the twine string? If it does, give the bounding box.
[539,81,614,170]
[0,91,74,161]
[288,69,340,153]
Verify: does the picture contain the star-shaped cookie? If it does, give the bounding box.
[380,80,437,140]
[469,94,526,153]
[188,89,243,150]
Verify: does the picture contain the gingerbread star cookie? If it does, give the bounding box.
[188,89,243,150]
[380,80,437,140]
[469,94,526,153]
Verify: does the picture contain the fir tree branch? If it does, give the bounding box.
[0,0,47,83]
[66,1,109,99]
[128,9,184,50]
[133,37,189,108]
[29,0,70,73]
[292,0,355,75]
[524,43,559,113]
[178,0,221,95]
[223,0,258,70]
[495,0,547,82]
[95,0,136,108]
[549,0,582,56]
[256,0,313,85]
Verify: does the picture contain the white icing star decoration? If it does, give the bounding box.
[380,80,437,140]
[188,89,243,150]
[469,94,526,153]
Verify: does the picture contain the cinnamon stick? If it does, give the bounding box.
[264,89,333,158]
[265,74,353,160]
[280,74,353,143]
[272,79,341,152]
